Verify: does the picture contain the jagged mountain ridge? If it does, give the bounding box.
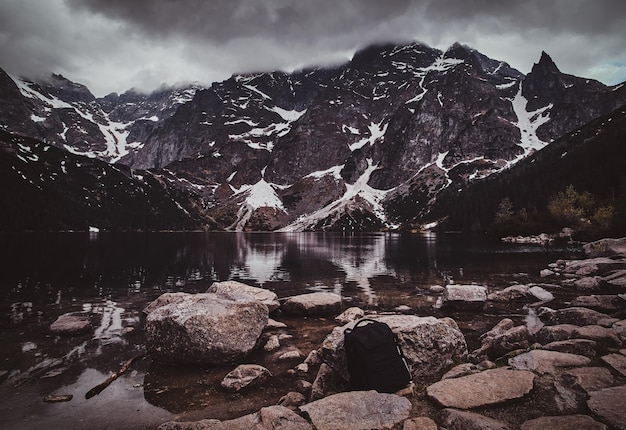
[0,68,203,163]
[1,41,625,232]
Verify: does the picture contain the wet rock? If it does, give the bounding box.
[565,367,614,393]
[538,306,617,327]
[584,237,626,258]
[403,417,438,430]
[159,406,311,430]
[299,390,411,430]
[426,367,535,409]
[49,313,92,336]
[534,324,579,344]
[440,285,487,311]
[282,292,342,316]
[600,352,626,376]
[488,284,553,303]
[145,292,268,365]
[220,364,272,392]
[318,315,467,383]
[540,269,555,278]
[529,285,555,302]
[587,385,626,430]
[334,307,364,324]
[207,281,280,312]
[508,350,591,375]
[542,339,597,358]
[490,326,531,358]
[263,334,280,352]
[43,394,73,403]
[437,408,512,430]
[574,325,622,348]
[520,414,607,430]
[143,292,188,315]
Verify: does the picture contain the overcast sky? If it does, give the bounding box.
[1,0,625,97]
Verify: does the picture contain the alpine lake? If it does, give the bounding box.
[0,231,584,429]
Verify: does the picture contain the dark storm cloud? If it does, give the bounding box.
[68,0,417,42]
[1,0,625,96]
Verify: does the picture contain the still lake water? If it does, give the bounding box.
[0,232,583,429]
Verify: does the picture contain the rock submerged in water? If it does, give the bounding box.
[221,364,272,392]
[144,292,268,365]
[49,313,92,336]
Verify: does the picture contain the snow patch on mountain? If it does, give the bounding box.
[510,83,551,160]
[280,159,391,232]
[349,120,388,151]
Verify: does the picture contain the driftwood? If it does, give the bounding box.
[85,353,145,399]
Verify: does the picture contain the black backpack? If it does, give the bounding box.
[344,318,412,393]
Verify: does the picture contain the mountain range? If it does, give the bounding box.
[1,41,625,232]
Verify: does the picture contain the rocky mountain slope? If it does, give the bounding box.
[1,41,625,232]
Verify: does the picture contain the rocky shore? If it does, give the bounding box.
[141,237,626,430]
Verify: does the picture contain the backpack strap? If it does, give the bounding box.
[344,318,378,335]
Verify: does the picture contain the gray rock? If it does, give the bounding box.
[263,335,280,352]
[49,313,92,336]
[573,276,604,291]
[508,350,591,374]
[282,292,342,316]
[571,294,623,312]
[403,417,438,430]
[605,269,626,287]
[441,285,487,310]
[159,405,311,430]
[207,281,280,312]
[542,339,597,358]
[220,364,272,392]
[318,315,467,383]
[277,391,306,408]
[575,325,622,348]
[538,306,617,327]
[528,285,554,302]
[437,408,512,430]
[299,391,411,430]
[534,324,579,344]
[426,367,535,409]
[145,292,268,365]
[490,326,531,358]
[309,363,341,401]
[334,307,364,324]
[587,385,626,430]
[265,318,287,329]
[143,292,188,315]
[521,414,607,430]
[564,257,626,277]
[600,352,626,377]
[584,237,626,258]
[565,367,614,393]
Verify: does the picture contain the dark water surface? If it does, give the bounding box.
[0,232,583,429]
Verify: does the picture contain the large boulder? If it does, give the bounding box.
[145,292,269,365]
[299,391,410,430]
[282,292,342,316]
[207,281,280,312]
[587,385,626,430]
[318,315,467,383]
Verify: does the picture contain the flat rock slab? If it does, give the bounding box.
[521,414,607,430]
[437,408,512,430]
[158,405,311,430]
[601,353,626,377]
[49,314,92,336]
[508,349,591,374]
[587,385,626,430]
[299,391,410,430]
[565,367,614,393]
[282,292,342,316]
[426,367,535,409]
